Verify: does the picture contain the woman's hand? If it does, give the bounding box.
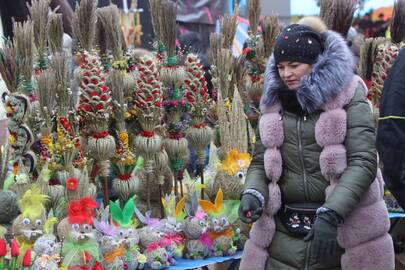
[238,194,263,224]
[304,210,342,262]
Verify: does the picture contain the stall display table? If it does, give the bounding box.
[167,251,243,270]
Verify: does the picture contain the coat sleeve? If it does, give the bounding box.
[243,131,270,204]
[376,48,405,209]
[323,85,377,219]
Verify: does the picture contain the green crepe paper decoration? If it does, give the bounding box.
[62,237,99,266]
[223,200,240,224]
[135,156,144,172]
[110,196,135,228]
[3,173,15,190]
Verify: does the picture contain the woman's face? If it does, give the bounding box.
[277,61,312,89]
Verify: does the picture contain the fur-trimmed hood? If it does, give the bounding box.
[261,30,354,113]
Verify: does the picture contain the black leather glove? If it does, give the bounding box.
[238,194,263,224]
[304,210,342,262]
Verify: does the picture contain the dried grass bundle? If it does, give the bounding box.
[72,0,98,52]
[97,5,124,60]
[320,0,357,38]
[209,33,225,65]
[391,0,405,44]
[47,12,64,54]
[28,0,49,57]
[358,37,387,80]
[95,16,108,55]
[37,70,56,130]
[149,0,163,41]
[13,21,35,89]
[214,49,235,99]
[248,0,261,36]
[49,53,70,114]
[159,0,177,56]
[261,15,281,57]
[220,5,239,48]
[109,69,126,131]
[0,41,19,92]
[217,88,248,154]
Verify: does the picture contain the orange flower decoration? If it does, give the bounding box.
[67,177,79,191]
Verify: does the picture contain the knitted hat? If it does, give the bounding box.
[273,24,323,65]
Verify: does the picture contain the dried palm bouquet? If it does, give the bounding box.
[76,52,115,205]
[132,55,165,209]
[183,54,212,198]
[239,0,281,128]
[110,69,140,203]
[150,0,189,196]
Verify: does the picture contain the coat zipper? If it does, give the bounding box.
[297,114,309,201]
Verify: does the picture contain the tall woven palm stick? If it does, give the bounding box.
[150,0,189,197]
[28,0,49,70]
[110,70,138,203]
[133,55,164,209]
[76,52,115,205]
[183,54,212,199]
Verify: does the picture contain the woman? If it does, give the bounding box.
[238,18,394,270]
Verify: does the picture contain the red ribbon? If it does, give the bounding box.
[117,173,132,181]
[192,123,205,129]
[92,131,109,139]
[140,130,155,138]
[169,132,184,139]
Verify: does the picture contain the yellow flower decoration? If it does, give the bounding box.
[224,98,232,112]
[8,134,16,145]
[218,149,252,176]
[199,188,224,217]
[138,254,147,264]
[119,131,129,148]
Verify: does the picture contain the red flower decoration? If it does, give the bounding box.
[82,71,90,77]
[100,94,108,101]
[90,91,98,97]
[11,238,19,257]
[101,85,109,93]
[95,103,104,110]
[155,101,162,108]
[22,249,31,267]
[0,239,6,256]
[92,262,105,270]
[67,177,79,191]
[146,95,154,102]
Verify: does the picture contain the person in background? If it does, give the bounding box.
[377,47,405,210]
[372,13,389,38]
[358,12,373,38]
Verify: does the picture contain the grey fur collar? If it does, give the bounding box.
[260,30,354,113]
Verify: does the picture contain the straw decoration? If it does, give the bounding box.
[220,5,239,49]
[149,0,163,43]
[47,12,64,54]
[49,53,71,115]
[248,0,261,36]
[209,33,225,68]
[211,48,235,100]
[37,70,57,132]
[358,37,387,81]
[320,0,357,38]
[72,0,98,52]
[97,5,125,63]
[13,20,35,95]
[28,0,49,60]
[0,41,19,93]
[390,0,405,44]
[260,15,281,57]
[159,0,177,57]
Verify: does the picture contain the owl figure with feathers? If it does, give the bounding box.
[199,188,239,257]
[12,185,49,263]
[207,149,252,200]
[58,196,100,268]
[161,193,187,258]
[109,197,146,270]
